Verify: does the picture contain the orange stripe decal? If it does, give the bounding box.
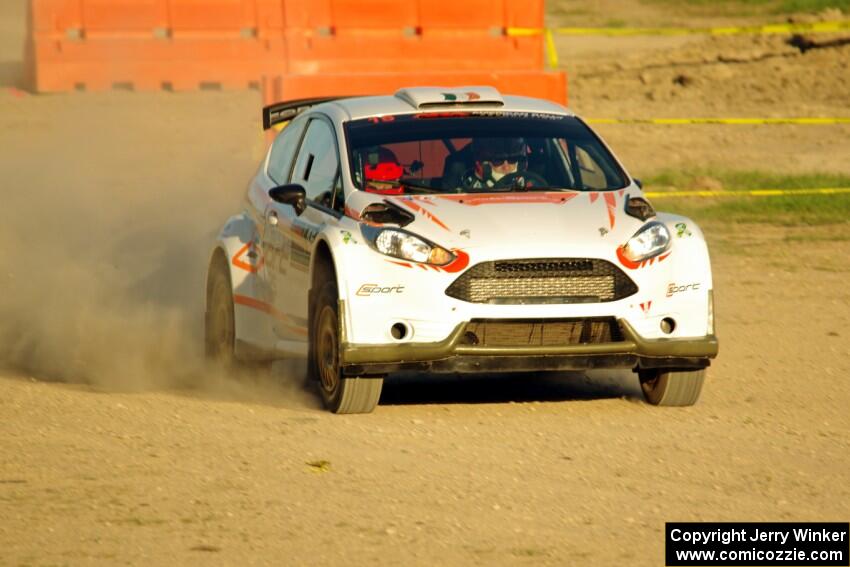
[411,196,439,208]
[394,198,451,231]
[234,294,270,313]
[233,294,308,336]
[438,192,577,206]
[603,192,618,229]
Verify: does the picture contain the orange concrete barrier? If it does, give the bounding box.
[262,0,567,107]
[27,0,288,92]
[27,0,566,105]
[279,0,548,74]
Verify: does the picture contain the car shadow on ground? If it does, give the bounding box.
[379,369,643,406]
[0,362,644,411]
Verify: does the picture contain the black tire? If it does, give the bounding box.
[205,253,236,366]
[639,369,706,406]
[311,281,383,414]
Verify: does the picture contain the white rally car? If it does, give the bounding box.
[205,87,718,413]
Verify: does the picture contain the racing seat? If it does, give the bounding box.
[440,143,474,191]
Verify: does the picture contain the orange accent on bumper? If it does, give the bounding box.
[441,249,470,273]
[617,247,672,270]
[384,248,470,273]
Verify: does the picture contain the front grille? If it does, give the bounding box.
[463,318,623,347]
[445,258,638,304]
[494,259,595,274]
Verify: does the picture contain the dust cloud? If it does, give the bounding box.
[0,91,302,400]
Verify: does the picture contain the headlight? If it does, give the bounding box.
[360,225,454,265]
[621,221,671,262]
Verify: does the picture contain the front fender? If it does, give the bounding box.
[310,216,365,305]
[622,211,714,339]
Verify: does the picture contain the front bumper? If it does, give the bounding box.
[340,318,718,376]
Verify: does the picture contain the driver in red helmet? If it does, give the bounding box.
[464,137,528,190]
[362,146,404,195]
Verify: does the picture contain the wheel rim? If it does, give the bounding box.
[316,306,339,393]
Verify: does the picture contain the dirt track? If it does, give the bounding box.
[1,1,849,564]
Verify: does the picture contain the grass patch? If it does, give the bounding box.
[643,0,849,16]
[779,0,850,11]
[658,194,850,225]
[643,169,850,191]
[784,233,850,242]
[643,169,850,225]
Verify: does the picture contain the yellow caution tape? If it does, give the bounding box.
[646,188,850,198]
[544,28,559,69]
[510,26,560,67]
[587,117,850,125]
[508,20,850,37]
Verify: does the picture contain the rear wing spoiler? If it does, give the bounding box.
[262,97,343,130]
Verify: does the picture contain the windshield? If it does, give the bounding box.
[345,112,628,194]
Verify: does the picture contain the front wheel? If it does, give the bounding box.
[639,369,705,406]
[312,282,383,414]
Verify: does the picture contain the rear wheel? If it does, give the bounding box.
[312,281,383,414]
[205,254,236,366]
[639,369,706,406]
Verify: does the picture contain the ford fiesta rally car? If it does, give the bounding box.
[205,87,718,413]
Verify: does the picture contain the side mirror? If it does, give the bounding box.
[633,178,643,189]
[269,184,307,216]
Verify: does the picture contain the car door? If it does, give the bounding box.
[257,117,309,341]
[264,115,343,340]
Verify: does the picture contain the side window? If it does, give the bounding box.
[267,119,307,185]
[291,119,340,210]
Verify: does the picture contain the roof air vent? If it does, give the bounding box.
[394,86,504,109]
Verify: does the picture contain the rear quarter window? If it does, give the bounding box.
[267,118,307,185]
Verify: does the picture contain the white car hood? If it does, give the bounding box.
[383,191,645,259]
